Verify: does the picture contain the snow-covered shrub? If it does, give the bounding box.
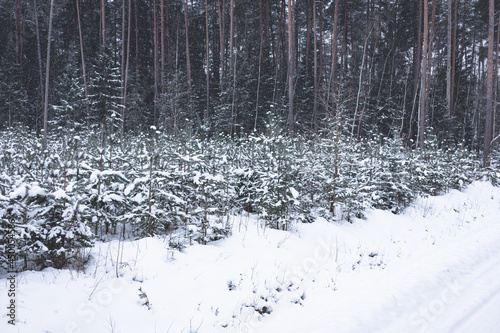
[237,132,305,230]
[0,124,492,272]
[369,135,414,213]
[0,130,94,271]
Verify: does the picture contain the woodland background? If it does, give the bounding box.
[0,0,499,156]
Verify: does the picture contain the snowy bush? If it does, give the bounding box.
[0,125,493,272]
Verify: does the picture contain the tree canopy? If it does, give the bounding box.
[0,0,498,155]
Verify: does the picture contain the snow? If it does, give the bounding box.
[289,187,299,199]
[52,189,67,200]
[28,185,47,197]
[102,193,124,203]
[124,183,135,196]
[9,184,26,199]
[1,181,500,333]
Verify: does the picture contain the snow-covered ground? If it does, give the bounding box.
[1,181,500,333]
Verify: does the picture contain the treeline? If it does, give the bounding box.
[0,0,499,162]
[0,124,492,271]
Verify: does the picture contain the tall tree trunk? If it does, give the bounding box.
[330,0,339,116]
[305,2,311,73]
[121,0,126,129]
[183,0,192,87]
[425,0,436,120]
[43,0,54,150]
[273,0,285,104]
[160,0,165,97]
[312,0,318,131]
[484,0,495,167]
[122,0,132,129]
[287,0,295,133]
[153,0,159,126]
[219,0,225,81]
[135,0,139,72]
[113,0,117,62]
[255,29,263,131]
[100,0,105,48]
[15,0,20,65]
[76,0,89,129]
[254,0,264,130]
[229,0,234,71]
[205,0,210,121]
[459,0,466,69]
[230,32,238,138]
[318,2,323,89]
[352,32,369,137]
[418,0,429,149]
[34,0,44,107]
[493,11,500,144]
[211,1,220,86]
[446,0,453,116]
[450,0,459,114]
[339,0,348,89]
[408,0,423,144]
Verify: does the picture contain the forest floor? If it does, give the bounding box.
[1,181,500,333]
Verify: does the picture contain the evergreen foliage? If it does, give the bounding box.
[0,124,487,272]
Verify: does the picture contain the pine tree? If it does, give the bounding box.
[88,45,124,138]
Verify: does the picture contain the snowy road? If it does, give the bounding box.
[256,183,500,333]
[383,222,500,333]
[450,276,500,333]
[431,251,500,333]
[257,233,500,333]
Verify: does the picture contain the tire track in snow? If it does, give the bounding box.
[436,249,500,333]
[384,223,500,333]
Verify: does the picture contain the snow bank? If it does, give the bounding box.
[1,181,500,333]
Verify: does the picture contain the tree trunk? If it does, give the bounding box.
[305,2,311,73]
[450,0,458,114]
[318,2,323,90]
[205,0,210,121]
[121,0,126,84]
[160,0,165,97]
[418,0,429,149]
[425,0,436,120]
[34,0,44,107]
[484,0,494,167]
[339,0,347,89]
[229,0,234,72]
[230,32,238,138]
[121,0,126,129]
[219,0,225,81]
[100,0,105,48]
[312,0,318,131]
[15,0,20,65]
[330,0,339,116]
[493,10,500,144]
[211,1,220,87]
[153,0,159,126]
[255,0,264,130]
[122,0,132,129]
[446,0,453,116]
[287,0,294,133]
[135,0,139,72]
[43,0,54,150]
[408,0,422,144]
[76,0,89,129]
[183,0,192,88]
[255,31,263,131]
[352,32,369,137]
